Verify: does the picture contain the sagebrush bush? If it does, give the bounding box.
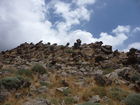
[64,97,76,104]
[0,76,30,90]
[40,81,50,87]
[108,87,129,101]
[125,93,140,105]
[63,88,71,96]
[31,64,46,74]
[16,69,32,77]
[92,87,106,98]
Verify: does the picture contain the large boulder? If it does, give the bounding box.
[101,45,112,54]
[73,39,82,49]
[127,48,140,64]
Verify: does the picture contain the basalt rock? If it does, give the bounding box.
[101,45,112,54]
[127,48,140,64]
[73,39,82,49]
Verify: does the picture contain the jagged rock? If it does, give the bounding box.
[47,42,51,45]
[105,72,119,82]
[93,41,103,48]
[65,43,70,47]
[113,50,120,56]
[101,45,112,54]
[56,87,68,93]
[73,39,82,49]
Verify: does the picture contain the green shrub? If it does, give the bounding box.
[125,93,140,105]
[16,69,32,77]
[0,69,15,74]
[108,87,129,101]
[63,88,71,96]
[65,49,74,53]
[40,81,50,87]
[51,98,60,105]
[64,97,76,104]
[92,87,106,98]
[31,64,46,74]
[78,101,102,105]
[0,76,30,90]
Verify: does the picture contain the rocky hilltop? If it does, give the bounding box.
[0,39,140,105]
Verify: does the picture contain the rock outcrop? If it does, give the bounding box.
[0,39,140,105]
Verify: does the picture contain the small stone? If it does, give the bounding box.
[56,87,68,93]
[90,95,101,103]
[37,86,48,93]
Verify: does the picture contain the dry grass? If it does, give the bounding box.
[0,72,134,105]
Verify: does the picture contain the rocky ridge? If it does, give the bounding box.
[0,39,140,105]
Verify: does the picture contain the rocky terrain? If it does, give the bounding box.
[0,39,140,105]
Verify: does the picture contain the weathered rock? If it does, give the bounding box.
[73,39,82,49]
[90,95,101,103]
[94,70,103,75]
[37,86,48,93]
[22,98,50,105]
[105,72,119,82]
[101,45,112,54]
[56,87,68,93]
[65,43,70,47]
[95,41,103,47]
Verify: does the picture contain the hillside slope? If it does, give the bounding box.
[0,39,140,105]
